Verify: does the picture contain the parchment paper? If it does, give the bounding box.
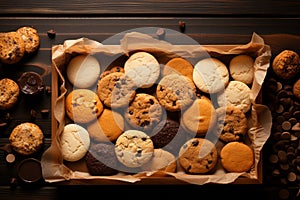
[41,32,272,185]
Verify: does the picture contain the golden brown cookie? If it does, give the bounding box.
[125,93,164,133]
[216,105,248,143]
[65,89,104,124]
[16,26,40,54]
[272,50,300,80]
[220,141,254,173]
[229,54,254,85]
[163,57,194,80]
[156,73,196,112]
[179,138,218,174]
[0,78,20,110]
[87,108,124,142]
[181,98,217,137]
[97,72,136,109]
[9,122,44,156]
[0,31,25,64]
[293,78,300,100]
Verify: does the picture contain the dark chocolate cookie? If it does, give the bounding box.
[85,142,119,176]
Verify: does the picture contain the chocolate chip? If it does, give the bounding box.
[40,109,49,118]
[47,29,56,39]
[191,140,199,146]
[282,121,292,131]
[9,177,18,190]
[156,28,165,39]
[178,21,186,33]
[30,109,38,121]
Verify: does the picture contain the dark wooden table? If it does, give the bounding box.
[0,1,300,199]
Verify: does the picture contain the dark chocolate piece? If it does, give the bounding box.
[18,71,44,95]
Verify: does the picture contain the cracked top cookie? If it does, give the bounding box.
[156,73,196,112]
[272,50,300,80]
[115,130,154,168]
[179,138,218,174]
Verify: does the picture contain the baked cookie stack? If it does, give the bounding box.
[62,50,257,176]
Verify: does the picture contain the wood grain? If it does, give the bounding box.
[0,0,300,16]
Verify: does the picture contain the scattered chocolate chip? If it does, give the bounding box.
[156,28,165,39]
[47,29,56,39]
[45,86,52,95]
[278,188,290,200]
[178,21,186,33]
[6,153,15,163]
[30,109,38,121]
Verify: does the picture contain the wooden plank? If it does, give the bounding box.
[0,0,300,16]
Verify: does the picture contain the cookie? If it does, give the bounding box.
[293,78,300,100]
[193,57,229,94]
[16,26,40,54]
[178,138,218,174]
[215,105,248,143]
[220,141,254,173]
[124,51,160,88]
[163,57,194,80]
[125,93,164,133]
[141,148,177,175]
[65,89,104,124]
[272,50,300,80]
[115,130,154,168]
[0,31,25,64]
[85,142,119,176]
[66,54,101,88]
[181,98,217,137]
[17,71,44,96]
[156,73,196,112]
[9,122,44,156]
[229,54,255,85]
[97,72,136,109]
[100,66,124,79]
[60,124,90,162]
[87,108,124,142]
[0,78,20,110]
[217,80,251,113]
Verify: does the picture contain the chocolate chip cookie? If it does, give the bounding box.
[156,73,196,112]
[179,138,218,174]
[125,93,164,133]
[97,72,136,109]
[0,31,25,64]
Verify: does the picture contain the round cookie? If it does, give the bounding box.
[181,98,217,137]
[220,141,254,173]
[193,57,229,94]
[229,54,255,85]
[216,105,248,143]
[141,148,177,175]
[60,123,90,162]
[87,108,124,142]
[65,89,103,124]
[125,93,164,133]
[18,71,44,96]
[100,66,124,79]
[156,73,196,112]
[163,57,194,80]
[9,122,44,156]
[85,142,119,176]
[179,138,218,174]
[0,78,20,110]
[16,26,40,54]
[124,51,160,88]
[272,50,300,80]
[115,130,154,168]
[0,31,25,64]
[97,72,136,109]
[292,78,300,100]
[66,54,101,88]
[150,118,180,149]
[217,80,251,113]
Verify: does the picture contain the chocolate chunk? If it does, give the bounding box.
[47,29,56,39]
[18,71,44,96]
